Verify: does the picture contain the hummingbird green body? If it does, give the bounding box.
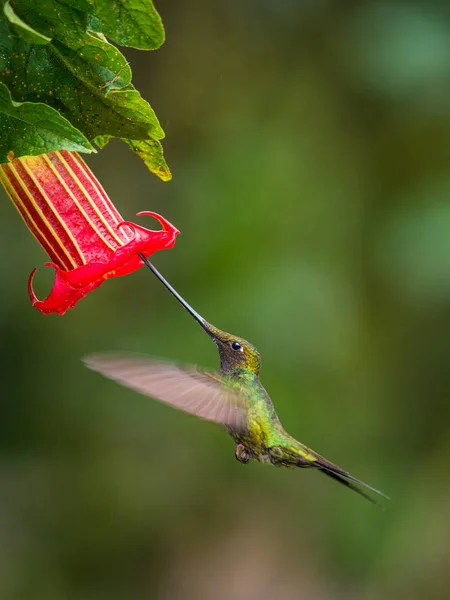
[224,370,281,465]
[197,325,352,476]
[84,256,388,505]
[206,327,310,467]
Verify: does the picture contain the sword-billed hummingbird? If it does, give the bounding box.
[84,256,388,505]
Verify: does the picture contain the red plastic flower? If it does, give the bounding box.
[0,151,179,315]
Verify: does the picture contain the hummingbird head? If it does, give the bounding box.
[138,255,261,375]
[203,323,261,375]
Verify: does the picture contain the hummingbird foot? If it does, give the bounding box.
[235,443,250,464]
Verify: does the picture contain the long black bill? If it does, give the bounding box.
[138,253,209,332]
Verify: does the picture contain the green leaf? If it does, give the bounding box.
[0,82,94,161]
[93,134,171,180]
[3,0,51,44]
[0,0,169,178]
[87,0,164,50]
[93,134,111,149]
[124,138,171,181]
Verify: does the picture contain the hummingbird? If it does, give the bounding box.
[84,254,388,505]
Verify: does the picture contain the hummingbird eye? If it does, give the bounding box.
[231,341,242,351]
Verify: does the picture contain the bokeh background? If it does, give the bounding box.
[1,1,450,598]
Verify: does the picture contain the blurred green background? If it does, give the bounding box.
[1,1,450,598]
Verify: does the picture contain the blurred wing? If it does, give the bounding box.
[83,353,246,430]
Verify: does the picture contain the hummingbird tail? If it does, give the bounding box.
[312,457,390,506]
[317,466,382,506]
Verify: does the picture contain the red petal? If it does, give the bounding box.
[28,213,179,315]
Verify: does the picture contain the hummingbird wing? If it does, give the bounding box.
[83,353,246,430]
